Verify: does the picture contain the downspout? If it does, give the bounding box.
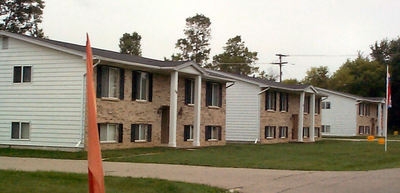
[76,58,101,148]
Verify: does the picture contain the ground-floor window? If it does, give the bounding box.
[322,125,330,133]
[98,123,123,143]
[364,126,370,135]
[205,126,221,141]
[184,125,194,141]
[359,126,365,135]
[314,127,320,137]
[11,122,30,140]
[279,126,288,138]
[131,124,152,142]
[303,127,310,138]
[265,126,276,139]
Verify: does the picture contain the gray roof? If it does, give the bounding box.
[206,69,316,92]
[1,31,188,68]
[316,87,385,103]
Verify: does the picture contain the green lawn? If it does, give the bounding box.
[0,170,226,193]
[1,140,399,171]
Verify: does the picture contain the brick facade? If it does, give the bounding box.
[356,103,380,135]
[259,91,322,144]
[89,67,226,149]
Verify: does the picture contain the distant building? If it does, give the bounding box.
[208,70,324,143]
[316,87,385,136]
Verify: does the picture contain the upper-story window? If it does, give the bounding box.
[304,96,311,113]
[279,92,288,112]
[206,82,222,107]
[265,91,276,111]
[359,103,370,116]
[97,66,124,99]
[132,71,153,102]
[322,101,331,109]
[185,79,195,105]
[13,66,31,83]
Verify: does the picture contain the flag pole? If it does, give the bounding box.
[384,63,389,152]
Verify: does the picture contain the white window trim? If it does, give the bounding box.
[279,127,288,138]
[137,72,149,101]
[99,123,118,143]
[11,121,30,140]
[101,66,120,99]
[13,65,32,84]
[134,124,149,142]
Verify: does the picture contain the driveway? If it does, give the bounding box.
[0,156,399,193]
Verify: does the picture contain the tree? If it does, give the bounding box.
[330,55,385,97]
[282,78,300,85]
[209,35,258,75]
[119,32,142,56]
[171,14,211,66]
[0,0,45,37]
[370,37,400,131]
[301,66,330,88]
[259,68,278,81]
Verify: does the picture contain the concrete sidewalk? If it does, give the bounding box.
[0,156,399,193]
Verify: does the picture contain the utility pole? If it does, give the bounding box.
[271,54,289,82]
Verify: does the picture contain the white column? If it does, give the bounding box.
[310,94,316,142]
[169,71,178,147]
[377,103,382,136]
[193,75,202,147]
[298,92,305,142]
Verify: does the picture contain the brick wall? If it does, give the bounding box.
[87,67,226,150]
[259,91,322,144]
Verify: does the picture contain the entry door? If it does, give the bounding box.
[161,106,170,144]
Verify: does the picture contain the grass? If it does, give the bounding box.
[1,140,400,171]
[0,170,226,193]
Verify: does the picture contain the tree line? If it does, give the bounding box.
[1,2,399,130]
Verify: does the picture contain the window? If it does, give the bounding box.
[265,126,276,139]
[365,126,370,135]
[265,91,276,111]
[322,125,331,133]
[279,126,288,138]
[11,122,30,140]
[365,104,370,116]
[132,71,152,101]
[185,79,195,105]
[315,98,321,114]
[304,96,310,113]
[206,82,222,107]
[2,37,8,49]
[359,103,365,116]
[131,124,152,142]
[303,127,310,138]
[184,125,194,141]
[205,126,221,141]
[322,101,331,109]
[279,92,289,112]
[97,66,124,99]
[359,126,365,135]
[13,66,31,83]
[98,123,122,143]
[358,103,371,116]
[314,127,320,137]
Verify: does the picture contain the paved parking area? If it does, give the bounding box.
[1,156,399,193]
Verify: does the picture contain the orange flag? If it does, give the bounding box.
[86,34,105,193]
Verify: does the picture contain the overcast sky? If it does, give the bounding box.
[41,0,400,80]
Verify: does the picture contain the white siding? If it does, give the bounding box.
[0,37,85,148]
[226,81,260,141]
[321,94,357,136]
